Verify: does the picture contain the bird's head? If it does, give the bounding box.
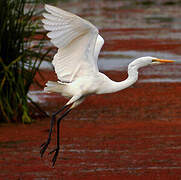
[128,56,175,70]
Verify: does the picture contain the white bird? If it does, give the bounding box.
[40,4,174,166]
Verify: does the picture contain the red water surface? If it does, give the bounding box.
[1,1,181,179]
[0,69,181,180]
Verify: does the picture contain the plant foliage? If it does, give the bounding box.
[0,0,50,123]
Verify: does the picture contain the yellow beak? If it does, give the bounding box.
[153,58,175,63]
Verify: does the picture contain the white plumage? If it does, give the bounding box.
[43,4,101,84]
[40,4,174,166]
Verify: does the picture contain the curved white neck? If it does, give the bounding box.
[98,66,138,94]
[112,66,138,93]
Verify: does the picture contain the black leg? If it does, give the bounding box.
[40,105,68,158]
[49,108,71,167]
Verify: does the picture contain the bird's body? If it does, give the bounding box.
[40,4,174,166]
[44,65,137,98]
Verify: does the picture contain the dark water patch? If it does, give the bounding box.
[163,1,181,5]
[135,0,155,6]
[145,16,174,23]
[0,140,26,149]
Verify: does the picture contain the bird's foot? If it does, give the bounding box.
[49,147,60,167]
[40,141,50,158]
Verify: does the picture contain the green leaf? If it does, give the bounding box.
[0,0,52,123]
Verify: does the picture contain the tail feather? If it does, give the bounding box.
[46,81,58,87]
[44,81,64,93]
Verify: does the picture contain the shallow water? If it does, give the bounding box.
[2,2,181,179]
[29,0,181,104]
[40,50,181,71]
[39,0,181,82]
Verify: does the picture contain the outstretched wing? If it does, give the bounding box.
[42,4,104,82]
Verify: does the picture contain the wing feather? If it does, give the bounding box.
[42,4,104,82]
[42,13,62,21]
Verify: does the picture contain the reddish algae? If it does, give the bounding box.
[0,69,181,179]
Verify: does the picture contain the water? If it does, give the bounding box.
[1,3,181,179]
[98,50,181,71]
[39,0,181,79]
[29,1,181,103]
[39,50,181,71]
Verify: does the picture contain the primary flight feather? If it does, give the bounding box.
[40,4,174,166]
[42,4,102,82]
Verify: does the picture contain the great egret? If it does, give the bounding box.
[40,4,174,166]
